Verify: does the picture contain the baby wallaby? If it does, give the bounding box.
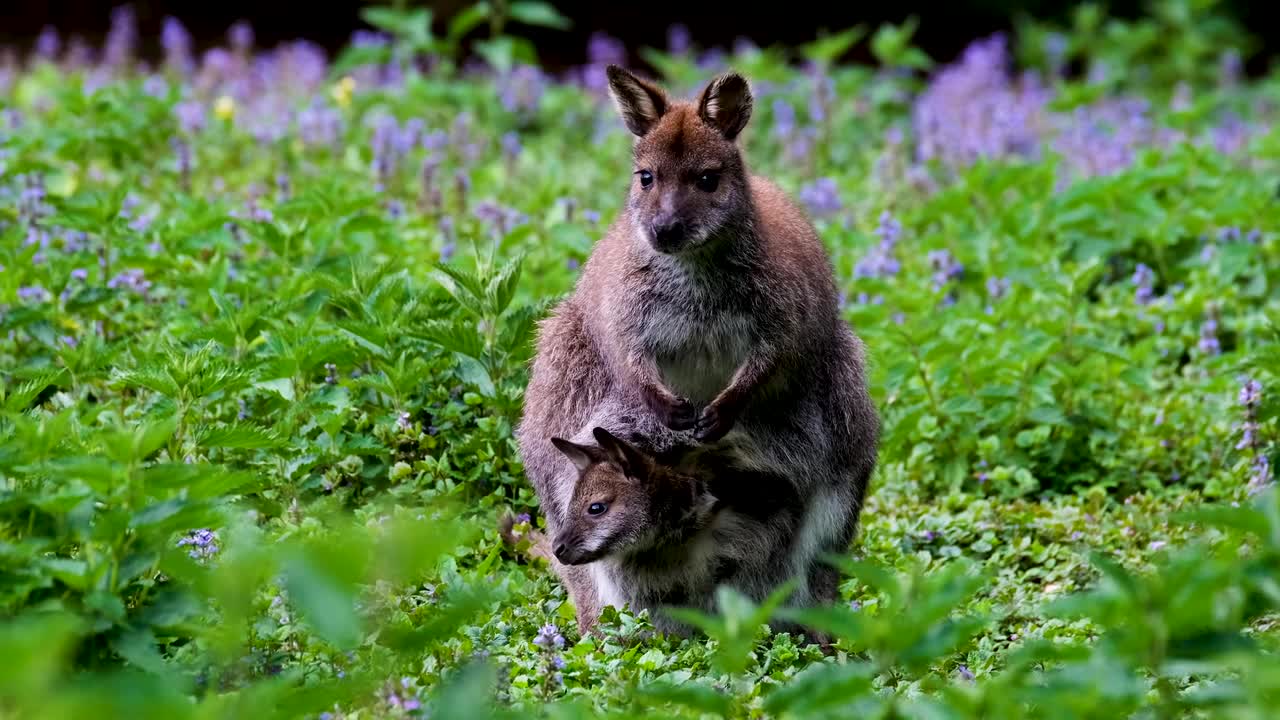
[503,426,719,635]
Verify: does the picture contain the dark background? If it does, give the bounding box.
[3,1,1278,73]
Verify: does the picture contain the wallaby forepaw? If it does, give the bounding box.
[693,403,735,443]
[646,388,696,430]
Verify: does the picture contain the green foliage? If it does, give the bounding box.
[1,2,1278,718]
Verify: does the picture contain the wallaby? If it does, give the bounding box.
[503,425,807,637]
[516,64,879,614]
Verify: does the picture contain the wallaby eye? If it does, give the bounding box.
[638,170,654,189]
[696,171,720,192]
[587,502,608,516]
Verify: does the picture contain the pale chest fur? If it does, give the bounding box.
[632,267,758,405]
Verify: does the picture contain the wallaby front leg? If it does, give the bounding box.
[629,352,696,430]
[695,348,778,443]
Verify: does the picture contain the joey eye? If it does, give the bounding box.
[587,502,608,516]
[638,170,654,189]
[696,171,720,192]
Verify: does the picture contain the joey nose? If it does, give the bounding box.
[650,221,686,253]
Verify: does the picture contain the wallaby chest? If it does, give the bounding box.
[633,265,759,405]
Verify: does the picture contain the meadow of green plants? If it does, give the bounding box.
[2,0,1280,717]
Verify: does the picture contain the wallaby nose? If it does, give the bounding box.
[553,542,570,562]
[651,221,686,252]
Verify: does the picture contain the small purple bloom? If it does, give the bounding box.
[1198,316,1221,356]
[18,285,51,303]
[516,513,531,524]
[397,412,412,431]
[177,528,220,560]
[501,131,522,160]
[1132,263,1155,305]
[797,177,841,217]
[534,623,565,649]
[228,20,254,53]
[35,26,61,60]
[667,24,692,54]
[957,665,975,681]
[325,363,338,384]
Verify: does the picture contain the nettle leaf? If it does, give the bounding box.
[428,263,488,319]
[763,661,874,715]
[2,369,65,412]
[486,254,525,316]
[417,320,485,361]
[197,423,283,450]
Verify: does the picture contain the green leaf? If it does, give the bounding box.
[635,680,733,715]
[763,661,874,715]
[485,254,525,315]
[255,377,296,402]
[282,550,363,651]
[428,264,489,320]
[455,355,497,397]
[448,2,491,42]
[417,320,485,361]
[507,1,572,30]
[799,25,866,65]
[197,423,283,449]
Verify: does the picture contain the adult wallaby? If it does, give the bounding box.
[516,64,879,613]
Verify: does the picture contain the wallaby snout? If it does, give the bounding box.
[650,218,687,253]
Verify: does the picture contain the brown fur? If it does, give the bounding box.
[516,65,880,625]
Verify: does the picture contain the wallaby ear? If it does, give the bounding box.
[592,426,653,480]
[606,64,668,137]
[551,436,598,472]
[697,71,753,141]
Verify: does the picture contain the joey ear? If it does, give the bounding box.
[606,64,669,137]
[551,437,598,472]
[697,71,753,141]
[591,426,653,480]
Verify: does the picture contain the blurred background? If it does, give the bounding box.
[3,0,1279,73]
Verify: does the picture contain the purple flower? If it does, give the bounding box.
[161,17,194,74]
[582,209,601,225]
[177,528,220,560]
[587,32,626,66]
[501,131,522,160]
[772,99,796,138]
[516,513,531,524]
[238,398,249,420]
[18,285,51,303]
[667,24,692,54]
[498,65,546,116]
[534,623,565,649]
[397,412,412,431]
[985,276,1011,313]
[228,20,254,53]
[957,665,975,681]
[1198,316,1221,356]
[35,26,60,60]
[854,211,903,279]
[107,268,152,296]
[1240,378,1262,409]
[104,5,138,69]
[848,600,862,611]
[325,363,338,384]
[928,250,964,293]
[1132,263,1155,305]
[798,177,841,217]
